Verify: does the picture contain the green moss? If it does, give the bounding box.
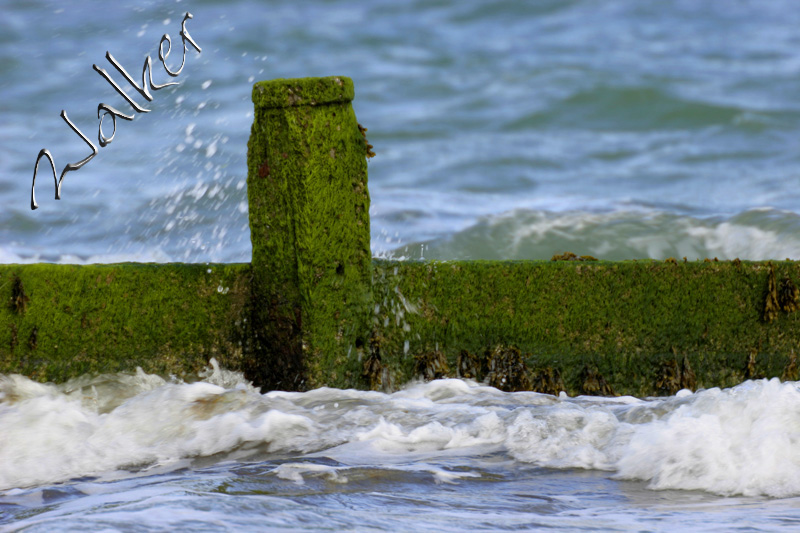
[247,76,372,390]
[0,263,251,382]
[252,77,355,110]
[371,259,800,397]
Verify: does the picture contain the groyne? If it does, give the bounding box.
[3,76,799,396]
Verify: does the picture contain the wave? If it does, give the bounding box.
[1,363,799,497]
[0,247,174,265]
[390,207,800,261]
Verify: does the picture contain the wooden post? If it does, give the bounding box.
[246,76,372,390]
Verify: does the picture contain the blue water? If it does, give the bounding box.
[4,0,800,530]
[2,371,800,531]
[4,0,800,262]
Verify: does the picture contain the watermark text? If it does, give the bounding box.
[30,12,201,210]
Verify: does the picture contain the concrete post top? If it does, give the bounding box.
[252,76,355,109]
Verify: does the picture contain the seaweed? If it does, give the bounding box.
[779,276,799,313]
[530,366,565,396]
[656,359,680,395]
[362,332,383,390]
[457,349,480,380]
[413,350,448,381]
[485,345,530,392]
[362,353,382,390]
[764,263,780,322]
[680,354,696,391]
[782,350,798,382]
[744,349,762,380]
[580,365,615,396]
[656,354,696,395]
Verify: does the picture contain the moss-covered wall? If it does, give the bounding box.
[367,259,800,397]
[0,263,251,382]
[3,258,798,397]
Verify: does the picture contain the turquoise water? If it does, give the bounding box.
[4,0,800,530]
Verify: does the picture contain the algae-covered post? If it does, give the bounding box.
[246,76,373,390]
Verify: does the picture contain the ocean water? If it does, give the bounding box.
[4,0,800,530]
[2,365,800,531]
[4,0,800,262]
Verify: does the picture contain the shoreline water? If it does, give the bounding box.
[2,365,800,531]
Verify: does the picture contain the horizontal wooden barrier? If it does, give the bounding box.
[3,77,799,396]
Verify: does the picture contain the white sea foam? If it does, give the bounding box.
[401,207,800,261]
[1,364,799,498]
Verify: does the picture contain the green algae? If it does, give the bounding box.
[252,77,355,110]
[370,259,800,397]
[247,76,372,390]
[0,263,251,382]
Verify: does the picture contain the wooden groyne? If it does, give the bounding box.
[3,76,799,396]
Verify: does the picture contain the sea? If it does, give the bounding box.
[2,0,800,530]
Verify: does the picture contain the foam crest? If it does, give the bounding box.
[614,379,800,497]
[506,407,619,471]
[2,365,800,498]
[401,207,800,261]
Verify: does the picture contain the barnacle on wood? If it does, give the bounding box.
[358,123,376,158]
